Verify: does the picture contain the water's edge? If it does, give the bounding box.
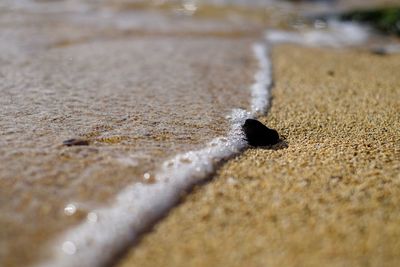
[36,42,273,267]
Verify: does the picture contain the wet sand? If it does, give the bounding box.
[118,45,400,267]
[0,2,262,267]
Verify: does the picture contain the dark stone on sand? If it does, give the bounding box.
[63,138,89,146]
[242,119,280,147]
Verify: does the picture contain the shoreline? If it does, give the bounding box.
[32,42,272,267]
[117,44,400,267]
[2,1,400,267]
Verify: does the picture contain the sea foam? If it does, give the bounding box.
[37,43,273,267]
[266,21,369,48]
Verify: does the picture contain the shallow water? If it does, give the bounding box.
[0,0,396,267]
[0,2,260,266]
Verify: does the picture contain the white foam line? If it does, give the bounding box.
[251,43,272,115]
[36,42,272,267]
[266,21,369,48]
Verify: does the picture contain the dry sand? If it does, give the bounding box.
[118,45,400,267]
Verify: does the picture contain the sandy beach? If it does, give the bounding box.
[118,45,400,267]
[1,1,400,267]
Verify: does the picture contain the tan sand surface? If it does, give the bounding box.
[118,45,400,267]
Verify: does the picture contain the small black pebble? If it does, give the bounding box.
[63,138,89,146]
[327,70,335,76]
[242,119,280,147]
